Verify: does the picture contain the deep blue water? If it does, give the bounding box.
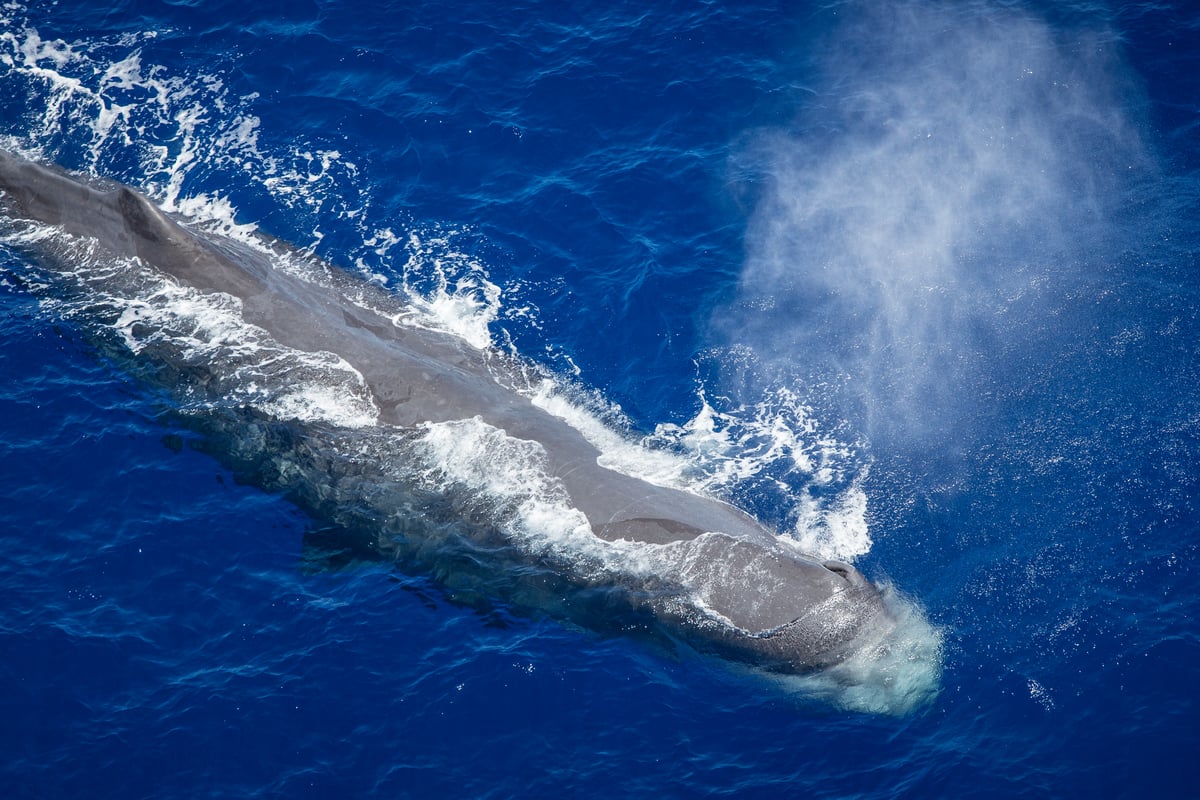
[2,0,1198,797]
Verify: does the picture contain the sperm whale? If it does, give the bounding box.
[0,148,894,674]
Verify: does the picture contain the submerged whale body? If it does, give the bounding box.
[0,148,897,676]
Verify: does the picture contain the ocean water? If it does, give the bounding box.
[1,0,1197,797]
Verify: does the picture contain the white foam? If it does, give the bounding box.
[529,380,698,489]
[412,417,610,568]
[115,280,379,427]
[260,383,378,429]
[410,420,765,643]
[385,230,503,350]
[642,383,872,562]
[790,481,872,564]
[12,219,380,430]
[411,417,758,591]
[522,374,872,565]
[0,16,347,241]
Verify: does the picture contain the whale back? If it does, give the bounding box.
[0,148,892,674]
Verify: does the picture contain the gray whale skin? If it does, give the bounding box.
[0,148,893,674]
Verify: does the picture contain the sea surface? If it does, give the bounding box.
[1,0,1198,797]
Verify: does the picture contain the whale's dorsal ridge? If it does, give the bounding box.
[116,185,166,243]
[596,516,706,545]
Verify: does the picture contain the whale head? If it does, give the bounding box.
[640,533,895,673]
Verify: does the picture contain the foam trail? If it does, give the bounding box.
[719,0,1150,446]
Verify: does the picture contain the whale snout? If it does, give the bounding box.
[686,578,892,674]
[655,536,894,675]
[762,578,892,671]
